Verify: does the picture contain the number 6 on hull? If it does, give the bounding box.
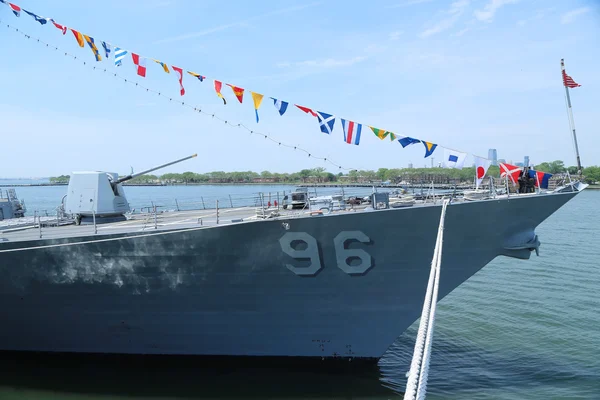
[333,231,373,275]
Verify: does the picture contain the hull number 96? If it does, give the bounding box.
[278,231,372,276]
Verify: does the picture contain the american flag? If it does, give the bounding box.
[562,69,581,88]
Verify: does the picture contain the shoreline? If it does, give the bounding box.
[0,182,476,189]
[3,182,599,190]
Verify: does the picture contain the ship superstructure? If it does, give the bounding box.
[0,188,26,221]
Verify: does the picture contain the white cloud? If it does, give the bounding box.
[364,43,389,54]
[516,8,553,27]
[276,57,367,69]
[473,0,518,22]
[561,7,591,24]
[389,30,403,40]
[154,3,320,44]
[387,0,434,8]
[453,27,469,36]
[155,23,241,44]
[474,0,518,23]
[450,0,470,14]
[420,0,470,38]
[420,18,459,37]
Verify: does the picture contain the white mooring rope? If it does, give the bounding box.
[404,197,450,400]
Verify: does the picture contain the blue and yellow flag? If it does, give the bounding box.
[251,91,264,123]
[422,141,437,158]
[83,34,101,61]
[188,71,205,81]
[397,136,421,148]
[153,59,170,73]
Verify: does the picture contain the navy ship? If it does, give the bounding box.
[0,154,588,359]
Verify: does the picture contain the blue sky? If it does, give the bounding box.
[0,0,598,177]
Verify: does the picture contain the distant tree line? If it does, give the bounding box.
[49,175,70,184]
[531,160,599,184]
[48,160,600,185]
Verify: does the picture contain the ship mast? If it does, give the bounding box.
[561,58,582,175]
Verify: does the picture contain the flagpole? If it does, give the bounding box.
[561,58,582,175]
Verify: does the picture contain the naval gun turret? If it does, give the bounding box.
[64,154,197,224]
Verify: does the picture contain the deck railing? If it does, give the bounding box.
[10,183,500,222]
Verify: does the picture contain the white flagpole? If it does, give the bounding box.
[561,58,582,175]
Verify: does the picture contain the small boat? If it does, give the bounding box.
[282,187,310,209]
[308,194,346,213]
[390,195,416,208]
[463,189,490,201]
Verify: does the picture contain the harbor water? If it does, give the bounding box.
[0,184,598,399]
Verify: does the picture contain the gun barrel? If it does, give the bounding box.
[115,153,197,184]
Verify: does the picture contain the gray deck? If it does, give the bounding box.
[0,203,368,243]
[0,191,540,245]
[0,191,462,243]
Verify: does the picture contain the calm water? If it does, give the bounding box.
[0,185,598,399]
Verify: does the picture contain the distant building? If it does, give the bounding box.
[488,149,498,166]
[408,163,413,169]
[498,158,506,165]
[524,156,529,167]
[515,162,524,167]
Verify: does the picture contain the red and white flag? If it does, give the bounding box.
[499,162,522,185]
[172,66,185,96]
[295,104,317,117]
[131,53,146,77]
[51,19,67,34]
[474,156,492,189]
[8,3,21,17]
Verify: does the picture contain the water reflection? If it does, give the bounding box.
[1,327,598,399]
[0,351,395,400]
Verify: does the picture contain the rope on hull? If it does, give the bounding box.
[404,197,450,400]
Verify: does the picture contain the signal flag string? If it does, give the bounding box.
[1,20,358,173]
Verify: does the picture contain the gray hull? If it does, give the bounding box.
[0,192,579,358]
